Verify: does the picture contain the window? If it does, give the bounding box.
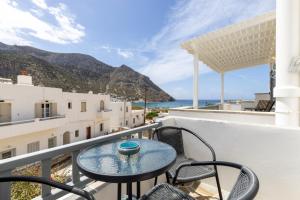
[136,115,139,119]
[0,149,16,159]
[100,123,103,132]
[81,102,87,112]
[133,118,135,124]
[100,100,105,111]
[48,137,57,148]
[68,102,72,109]
[120,107,122,111]
[126,106,128,112]
[27,141,40,153]
[75,130,79,137]
[42,103,50,118]
[125,120,128,126]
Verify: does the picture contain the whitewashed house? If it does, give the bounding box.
[0,75,144,159]
[110,101,144,132]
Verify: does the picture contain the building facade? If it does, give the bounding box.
[0,75,144,159]
[110,101,144,132]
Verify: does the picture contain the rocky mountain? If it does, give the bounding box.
[0,42,174,102]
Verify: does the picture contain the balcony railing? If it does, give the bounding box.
[97,109,112,120]
[0,122,160,200]
[0,115,66,127]
[0,119,35,127]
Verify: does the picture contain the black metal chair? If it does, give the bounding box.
[153,126,223,199]
[140,161,259,200]
[0,176,95,200]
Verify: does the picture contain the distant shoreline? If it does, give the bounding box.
[132,99,221,109]
[132,99,254,109]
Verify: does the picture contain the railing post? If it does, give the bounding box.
[72,150,80,185]
[0,170,11,200]
[138,132,142,139]
[41,159,52,198]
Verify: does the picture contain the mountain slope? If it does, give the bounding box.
[0,42,174,101]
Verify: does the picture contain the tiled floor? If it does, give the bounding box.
[177,181,227,200]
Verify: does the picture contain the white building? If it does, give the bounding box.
[0,75,144,159]
[110,101,144,132]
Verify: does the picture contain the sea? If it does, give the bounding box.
[132,99,220,109]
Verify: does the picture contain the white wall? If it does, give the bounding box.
[110,102,144,131]
[159,116,300,199]
[0,84,64,121]
[0,82,112,157]
[130,110,144,127]
[169,108,275,125]
[0,78,144,158]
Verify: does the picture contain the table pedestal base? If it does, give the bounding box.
[118,182,140,200]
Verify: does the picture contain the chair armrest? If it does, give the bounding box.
[172,161,193,184]
[173,161,243,184]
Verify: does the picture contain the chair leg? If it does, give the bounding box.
[154,177,157,186]
[165,172,170,184]
[214,166,223,200]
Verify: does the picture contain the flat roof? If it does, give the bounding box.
[181,12,275,73]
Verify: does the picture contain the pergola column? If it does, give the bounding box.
[193,54,199,109]
[220,72,224,105]
[274,0,300,126]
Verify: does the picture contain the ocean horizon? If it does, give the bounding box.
[133,99,221,109]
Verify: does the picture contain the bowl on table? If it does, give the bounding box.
[118,141,140,156]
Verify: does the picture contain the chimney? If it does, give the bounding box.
[17,70,33,86]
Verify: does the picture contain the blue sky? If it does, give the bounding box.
[0,0,275,100]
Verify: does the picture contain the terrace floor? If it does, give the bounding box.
[177,181,228,200]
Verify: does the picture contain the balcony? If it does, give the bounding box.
[169,107,275,125]
[0,115,66,139]
[96,109,112,120]
[0,116,298,199]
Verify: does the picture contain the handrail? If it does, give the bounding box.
[0,122,161,200]
[0,122,160,170]
[39,115,65,121]
[0,115,66,126]
[97,109,112,112]
[0,119,35,127]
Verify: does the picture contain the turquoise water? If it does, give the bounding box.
[133,99,220,109]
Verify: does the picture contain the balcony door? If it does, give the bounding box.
[86,126,91,139]
[63,131,71,145]
[42,103,50,118]
[100,100,105,111]
[0,102,11,123]
[35,102,57,118]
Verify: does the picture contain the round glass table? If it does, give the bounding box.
[77,138,177,200]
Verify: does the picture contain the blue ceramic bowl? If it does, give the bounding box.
[118,141,140,156]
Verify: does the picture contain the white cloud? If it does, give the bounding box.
[139,0,275,84]
[117,48,134,59]
[31,0,47,9]
[0,0,85,45]
[99,45,135,59]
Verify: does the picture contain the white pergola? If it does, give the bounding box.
[181,12,276,109]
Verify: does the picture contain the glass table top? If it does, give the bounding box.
[77,139,176,182]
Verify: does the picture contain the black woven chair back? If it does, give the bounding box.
[155,127,185,155]
[227,167,259,200]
